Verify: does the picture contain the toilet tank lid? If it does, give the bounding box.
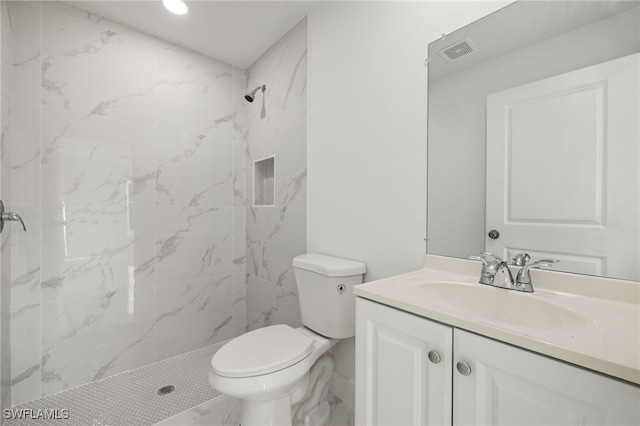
[293,253,366,277]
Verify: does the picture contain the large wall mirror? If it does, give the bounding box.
[427,1,639,281]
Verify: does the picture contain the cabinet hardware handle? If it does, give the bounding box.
[456,361,472,376]
[428,350,441,364]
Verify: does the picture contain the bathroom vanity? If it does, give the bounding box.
[369,2,640,423]
[353,255,640,426]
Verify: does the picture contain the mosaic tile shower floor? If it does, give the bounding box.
[3,340,354,426]
[4,342,229,426]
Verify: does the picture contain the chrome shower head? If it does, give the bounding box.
[245,84,266,103]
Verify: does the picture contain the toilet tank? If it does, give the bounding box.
[293,254,366,339]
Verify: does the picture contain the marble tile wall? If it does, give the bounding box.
[7,1,247,404]
[1,0,13,413]
[244,20,308,332]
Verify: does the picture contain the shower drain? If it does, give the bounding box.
[157,385,176,396]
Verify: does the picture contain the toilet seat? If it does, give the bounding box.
[212,324,313,378]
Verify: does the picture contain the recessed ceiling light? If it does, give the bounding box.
[163,0,188,15]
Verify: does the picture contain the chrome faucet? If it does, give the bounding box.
[469,252,559,293]
[469,252,515,289]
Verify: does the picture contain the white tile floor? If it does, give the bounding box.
[4,342,227,426]
[4,340,354,426]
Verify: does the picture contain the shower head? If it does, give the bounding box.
[245,85,266,103]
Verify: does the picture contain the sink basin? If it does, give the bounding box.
[400,279,590,329]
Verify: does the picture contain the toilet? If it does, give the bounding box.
[208,253,366,426]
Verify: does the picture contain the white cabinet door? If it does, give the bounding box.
[355,298,453,426]
[454,329,640,426]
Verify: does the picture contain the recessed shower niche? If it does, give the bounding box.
[254,156,275,206]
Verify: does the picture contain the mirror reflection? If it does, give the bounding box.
[427,1,639,281]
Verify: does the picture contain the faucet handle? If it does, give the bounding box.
[511,252,531,267]
[515,259,560,292]
[469,252,502,266]
[468,255,487,265]
[520,259,559,274]
[479,252,503,262]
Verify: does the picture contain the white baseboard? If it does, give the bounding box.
[328,372,355,410]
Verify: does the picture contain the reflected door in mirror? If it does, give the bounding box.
[485,53,639,280]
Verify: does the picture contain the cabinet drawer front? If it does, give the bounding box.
[356,298,452,426]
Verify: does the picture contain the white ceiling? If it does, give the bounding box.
[65,0,319,69]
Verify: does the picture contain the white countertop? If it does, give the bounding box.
[353,255,640,385]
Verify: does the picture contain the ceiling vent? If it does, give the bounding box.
[437,38,476,62]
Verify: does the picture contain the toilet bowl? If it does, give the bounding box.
[209,325,337,426]
[208,253,366,426]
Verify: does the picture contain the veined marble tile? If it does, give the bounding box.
[155,206,232,285]
[262,25,308,129]
[244,147,255,211]
[10,303,41,406]
[5,0,252,403]
[262,279,302,329]
[41,6,156,123]
[40,203,155,301]
[154,395,240,426]
[270,119,307,207]
[245,45,274,152]
[232,207,245,275]
[40,107,156,206]
[133,204,157,287]
[1,0,12,100]
[238,205,304,329]
[155,128,232,207]
[10,0,41,104]
[11,101,40,204]
[245,270,301,330]
[231,68,247,147]
[1,218,10,414]
[42,1,113,29]
[40,285,155,395]
[1,79,11,173]
[252,17,307,71]
[46,202,132,257]
[42,1,173,51]
[231,273,246,338]
[328,393,355,426]
[155,395,241,426]
[155,276,233,361]
[244,88,269,162]
[232,140,247,208]
[261,206,306,286]
[245,274,264,333]
[246,22,307,142]
[245,207,262,278]
[10,203,40,307]
[231,69,247,208]
[154,45,233,136]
